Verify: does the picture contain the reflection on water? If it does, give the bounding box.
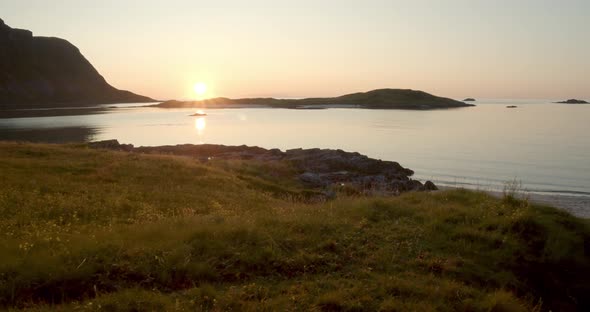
[0,127,97,143]
[194,117,206,143]
[0,107,109,119]
[194,117,206,134]
[0,101,589,196]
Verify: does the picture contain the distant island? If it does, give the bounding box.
[154,89,475,110]
[463,98,476,102]
[0,18,154,109]
[556,99,588,104]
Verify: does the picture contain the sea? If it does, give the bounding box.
[1,99,589,198]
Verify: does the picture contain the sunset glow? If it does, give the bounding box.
[3,2,588,100]
[193,82,207,97]
[1,2,589,310]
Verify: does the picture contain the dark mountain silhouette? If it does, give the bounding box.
[156,89,474,110]
[0,18,154,109]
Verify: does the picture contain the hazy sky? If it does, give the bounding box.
[2,0,589,100]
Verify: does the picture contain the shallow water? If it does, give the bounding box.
[1,100,589,197]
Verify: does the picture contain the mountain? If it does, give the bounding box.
[0,18,154,109]
[155,89,474,110]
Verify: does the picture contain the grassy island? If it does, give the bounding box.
[153,89,474,110]
[0,142,588,311]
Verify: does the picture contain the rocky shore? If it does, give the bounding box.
[89,140,437,196]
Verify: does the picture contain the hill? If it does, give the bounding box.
[556,99,588,104]
[0,18,154,109]
[155,89,474,110]
[0,142,588,311]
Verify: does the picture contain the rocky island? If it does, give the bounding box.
[556,99,588,104]
[153,89,475,110]
[0,19,154,109]
[463,98,476,101]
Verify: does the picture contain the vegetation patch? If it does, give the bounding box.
[0,142,588,311]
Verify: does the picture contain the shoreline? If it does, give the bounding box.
[1,141,588,310]
[440,186,590,218]
[1,137,587,218]
[149,103,474,110]
[89,140,590,219]
[1,138,587,218]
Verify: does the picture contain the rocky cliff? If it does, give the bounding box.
[0,18,154,109]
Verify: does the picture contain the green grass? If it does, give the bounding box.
[0,142,588,311]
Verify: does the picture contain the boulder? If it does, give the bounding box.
[299,172,326,187]
[88,139,133,151]
[423,181,438,191]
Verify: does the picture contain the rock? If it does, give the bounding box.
[0,20,154,109]
[556,99,588,104]
[299,172,327,187]
[463,98,476,102]
[506,105,517,108]
[88,139,121,149]
[423,181,438,191]
[91,143,437,196]
[88,140,133,151]
[269,148,282,155]
[189,113,207,116]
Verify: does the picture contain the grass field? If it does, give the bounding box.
[0,142,588,311]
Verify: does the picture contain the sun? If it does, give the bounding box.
[193,82,207,97]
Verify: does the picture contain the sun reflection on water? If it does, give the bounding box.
[194,117,206,137]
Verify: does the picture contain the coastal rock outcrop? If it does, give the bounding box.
[88,139,133,151]
[89,140,436,195]
[0,18,154,109]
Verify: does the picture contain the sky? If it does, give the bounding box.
[1,0,589,100]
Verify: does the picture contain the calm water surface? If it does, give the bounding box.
[1,100,589,196]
